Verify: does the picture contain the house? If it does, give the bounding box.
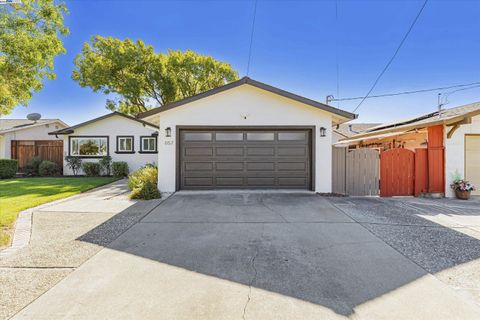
[49,112,159,175]
[137,77,356,192]
[333,123,380,144]
[336,102,480,197]
[0,118,68,171]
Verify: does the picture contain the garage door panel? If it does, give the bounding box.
[247,147,275,156]
[216,147,244,156]
[215,162,244,171]
[247,162,275,171]
[216,177,244,186]
[184,177,214,187]
[277,147,307,156]
[184,147,213,156]
[278,161,306,171]
[278,177,307,186]
[466,135,480,196]
[247,177,276,186]
[180,129,312,190]
[184,162,213,171]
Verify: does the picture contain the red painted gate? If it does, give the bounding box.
[380,148,415,197]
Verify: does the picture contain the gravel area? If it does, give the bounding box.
[328,196,480,309]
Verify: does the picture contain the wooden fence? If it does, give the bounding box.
[332,147,380,196]
[11,140,63,173]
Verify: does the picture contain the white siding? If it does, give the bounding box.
[444,114,480,197]
[0,122,65,158]
[62,115,158,175]
[153,85,334,193]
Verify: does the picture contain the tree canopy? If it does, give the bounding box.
[0,0,68,115]
[72,36,239,115]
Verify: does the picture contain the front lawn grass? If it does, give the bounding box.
[0,177,119,249]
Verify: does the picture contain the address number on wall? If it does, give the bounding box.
[164,140,174,145]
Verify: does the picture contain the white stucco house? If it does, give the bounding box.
[49,112,159,175]
[137,77,356,193]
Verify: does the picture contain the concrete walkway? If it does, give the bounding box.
[0,180,166,320]
[9,192,480,320]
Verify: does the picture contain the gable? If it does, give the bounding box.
[139,77,356,123]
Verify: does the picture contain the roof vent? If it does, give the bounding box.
[27,113,41,122]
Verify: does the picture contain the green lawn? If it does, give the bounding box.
[0,177,119,248]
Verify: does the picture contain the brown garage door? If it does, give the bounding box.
[179,128,312,190]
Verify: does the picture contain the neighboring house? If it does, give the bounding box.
[333,123,380,144]
[336,102,480,197]
[138,77,356,193]
[49,112,159,175]
[0,118,68,171]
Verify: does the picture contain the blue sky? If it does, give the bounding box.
[4,0,480,125]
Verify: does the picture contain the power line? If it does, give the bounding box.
[352,0,429,113]
[246,0,258,76]
[331,81,480,102]
[335,0,340,108]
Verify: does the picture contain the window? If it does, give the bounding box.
[215,133,243,141]
[246,132,274,141]
[184,132,212,141]
[140,136,157,153]
[278,132,306,141]
[116,136,134,153]
[70,137,108,157]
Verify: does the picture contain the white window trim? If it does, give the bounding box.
[69,136,109,157]
[140,136,157,153]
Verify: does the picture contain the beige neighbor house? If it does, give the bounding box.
[336,102,480,197]
[138,77,356,193]
[0,118,68,171]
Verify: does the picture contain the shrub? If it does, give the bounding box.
[128,165,160,200]
[81,162,101,176]
[65,156,82,176]
[112,161,129,178]
[38,160,60,176]
[0,159,17,179]
[25,156,42,176]
[99,156,112,176]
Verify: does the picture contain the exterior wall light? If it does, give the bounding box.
[165,127,172,137]
[320,127,327,137]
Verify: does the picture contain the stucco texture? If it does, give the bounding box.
[445,114,480,197]
[61,115,158,175]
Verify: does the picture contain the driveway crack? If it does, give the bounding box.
[243,224,264,320]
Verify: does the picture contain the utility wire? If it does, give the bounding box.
[335,0,340,108]
[352,0,429,113]
[246,0,258,76]
[331,81,480,101]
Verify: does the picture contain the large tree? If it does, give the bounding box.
[0,0,68,115]
[72,36,239,115]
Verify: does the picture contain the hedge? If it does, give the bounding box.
[0,159,17,179]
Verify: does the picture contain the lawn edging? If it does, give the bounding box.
[0,178,124,257]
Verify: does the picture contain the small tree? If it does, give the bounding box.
[99,156,112,176]
[65,156,82,176]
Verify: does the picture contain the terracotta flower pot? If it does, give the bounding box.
[455,190,471,200]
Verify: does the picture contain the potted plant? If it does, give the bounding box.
[450,175,476,200]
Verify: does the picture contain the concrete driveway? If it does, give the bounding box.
[10,192,480,320]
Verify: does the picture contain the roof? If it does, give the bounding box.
[137,77,357,121]
[341,102,480,141]
[0,119,67,134]
[49,112,159,135]
[333,123,380,139]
